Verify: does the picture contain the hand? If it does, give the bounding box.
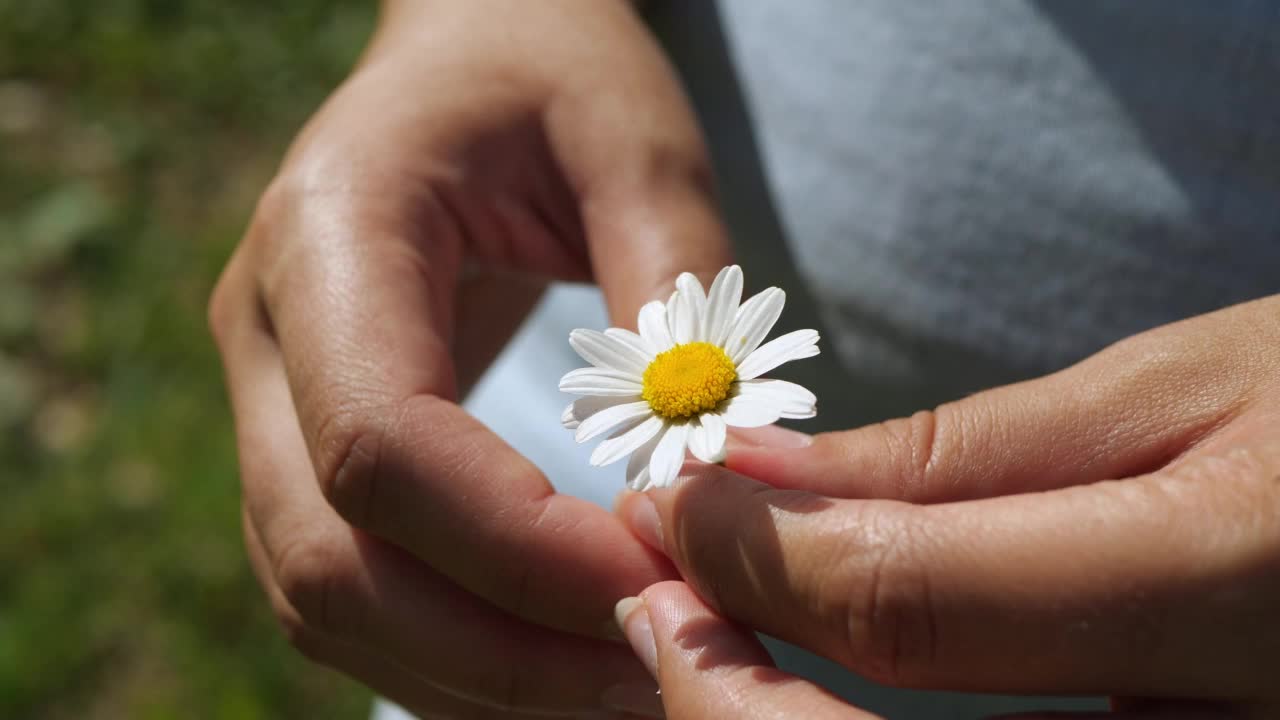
[618,296,1280,719]
[617,581,885,720]
[210,0,729,716]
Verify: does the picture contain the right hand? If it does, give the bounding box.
[209,1,731,716]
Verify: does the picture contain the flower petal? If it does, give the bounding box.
[703,265,743,347]
[737,379,817,418]
[637,300,674,352]
[726,287,785,364]
[626,431,663,491]
[562,396,636,429]
[648,421,691,489]
[666,291,692,345]
[575,401,653,443]
[590,415,665,467]
[687,412,727,464]
[664,289,680,341]
[569,329,649,375]
[605,327,656,361]
[718,393,783,428]
[559,367,643,396]
[672,272,708,343]
[736,329,820,380]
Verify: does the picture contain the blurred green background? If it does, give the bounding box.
[1,2,380,717]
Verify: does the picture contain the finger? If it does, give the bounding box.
[617,581,877,720]
[235,184,672,636]
[543,7,733,324]
[728,312,1263,502]
[216,280,658,713]
[245,518,646,720]
[621,453,1280,699]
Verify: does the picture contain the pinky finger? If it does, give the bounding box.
[620,581,879,720]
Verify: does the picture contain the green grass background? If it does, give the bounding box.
[1,2,380,717]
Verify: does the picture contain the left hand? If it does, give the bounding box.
[617,295,1280,719]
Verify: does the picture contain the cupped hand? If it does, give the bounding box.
[619,296,1280,719]
[210,0,730,716]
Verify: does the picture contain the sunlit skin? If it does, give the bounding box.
[210,0,729,716]
[618,295,1280,719]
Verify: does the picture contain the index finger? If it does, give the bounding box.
[543,7,734,325]
[620,455,1278,698]
[249,184,672,637]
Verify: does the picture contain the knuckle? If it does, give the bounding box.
[857,409,944,501]
[206,271,237,348]
[273,533,355,637]
[313,407,387,527]
[838,509,938,686]
[246,176,294,249]
[586,134,716,209]
[244,176,311,304]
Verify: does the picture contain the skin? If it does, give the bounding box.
[617,295,1280,719]
[213,2,1279,717]
[209,0,725,716]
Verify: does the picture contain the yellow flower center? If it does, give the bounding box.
[641,342,737,420]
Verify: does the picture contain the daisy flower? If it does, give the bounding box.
[559,265,819,490]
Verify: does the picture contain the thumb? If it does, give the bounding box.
[544,46,733,326]
[616,581,877,719]
[728,323,1251,502]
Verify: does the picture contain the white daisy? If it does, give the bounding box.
[559,265,820,490]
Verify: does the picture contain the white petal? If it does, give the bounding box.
[672,272,708,343]
[736,329,820,380]
[726,288,786,363]
[667,291,693,345]
[562,396,635,429]
[737,379,817,418]
[703,265,743,347]
[605,327,656,360]
[626,430,663,491]
[637,301,674,352]
[575,401,653,443]
[590,415,664,467]
[687,412,727,464]
[665,289,680,341]
[718,394,783,428]
[559,367,643,396]
[648,422,691,489]
[569,329,649,375]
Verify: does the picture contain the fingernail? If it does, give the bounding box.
[623,494,664,553]
[600,681,664,718]
[727,424,813,449]
[614,597,659,678]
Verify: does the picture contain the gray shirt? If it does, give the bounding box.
[652,0,1280,426]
